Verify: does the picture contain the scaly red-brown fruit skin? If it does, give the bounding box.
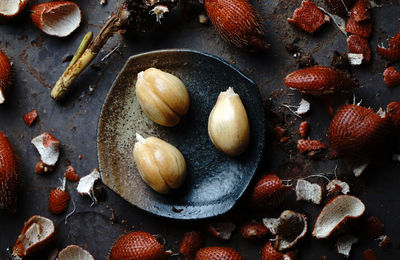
[64,165,79,182]
[386,102,400,128]
[261,241,294,260]
[350,0,370,22]
[239,221,269,241]
[347,34,371,63]
[0,132,18,213]
[0,50,11,104]
[325,0,356,16]
[12,215,55,258]
[345,16,372,38]
[48,188,70,215]
[23,110,38,126]
[363,249,378,260]
[364,216,384,239]
[287,0,330,34]
[109,231,168,260]
[284,66,359,96]
[195,246,244,260]
[179,231,204,260]
[248,174,291,210]
[327,104,390,161]
[297,139,327,154]
[204,0,269,51]
[298,121,309,138]
[377,29,400,61]
[383,67,400,88]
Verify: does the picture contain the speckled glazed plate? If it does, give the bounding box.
[97,49,265,219]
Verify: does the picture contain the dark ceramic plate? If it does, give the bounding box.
[97,49,265,219]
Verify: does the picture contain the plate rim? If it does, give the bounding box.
[96,48,265,219]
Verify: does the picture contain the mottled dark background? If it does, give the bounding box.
[0,0,399,259]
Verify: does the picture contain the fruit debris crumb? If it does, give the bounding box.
[336,234,358,257]
[297,139,327,154]
[64,165,79,182]
[326,179,350,195]
[35,161,54,174]
[206,222,236,240]
[31,132,60,166]
[295,179,322,204]
[363,249,378,260]
[77,168,101,204]
[23,110,38,126]
[378,234,391,249]
[364,216,384,239]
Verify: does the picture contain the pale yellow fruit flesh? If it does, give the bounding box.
[135,68,190,127]
[208,87,250,157]
[142,68,190,115]
[136,74,180,127]
[133,135,186,194]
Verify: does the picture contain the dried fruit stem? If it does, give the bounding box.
[69,32,93,67]
[51,6,130,101]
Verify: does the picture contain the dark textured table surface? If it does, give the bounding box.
[1,0,400,259]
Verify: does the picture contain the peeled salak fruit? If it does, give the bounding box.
[208,87,250,157]
[133,134,186,194]
[0,50,11,104]
[0,0,29,20]
[196,246,244,260]
[284,66,359,96]
[0,132,18,213]
[136,68,190,127]
[327,104,391,161]
[204,0,269,51]
[109,231,170,260]
[31,1,82,37]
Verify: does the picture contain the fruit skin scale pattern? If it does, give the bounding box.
[48,188,70,215]
[195,246,244,260]
[325,0,356,16]
[383,67,400,87]
[204,0,269,51]
[327,104,391,161]
[350,0,370,22]
[345,16,372,38]
[347,34,371,63]
[377,29,400,61]
[0,50,11,103]
[109,231,168,260]
[287,0,330,34]
[248,174,291,210]
[0,132,18,212]
[284,66,359,96]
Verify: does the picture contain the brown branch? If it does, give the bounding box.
[51,6,130,101]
